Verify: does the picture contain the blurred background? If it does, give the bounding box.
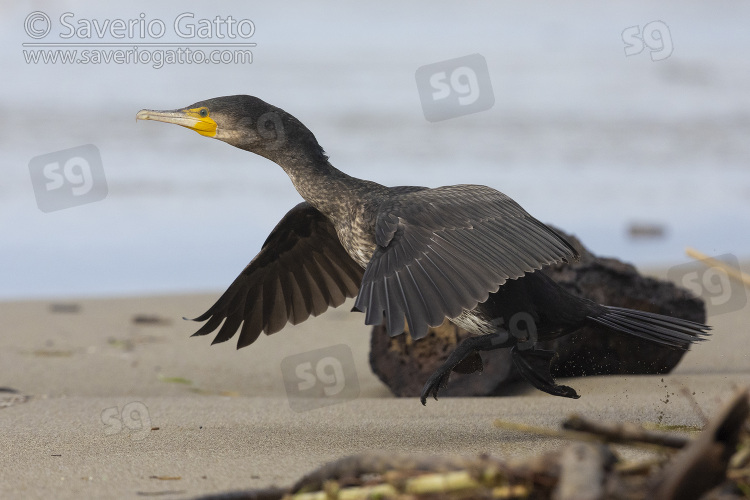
[2,0,749,300]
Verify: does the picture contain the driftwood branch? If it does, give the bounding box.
[650,388,750,500]
[194,389,750,500]
[561,414,691,449]
[686,247,750,289]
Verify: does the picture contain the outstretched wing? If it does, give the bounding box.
[191,202,364,348]
[353,185,579,339]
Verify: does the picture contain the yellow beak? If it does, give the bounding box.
[136,108,217,137]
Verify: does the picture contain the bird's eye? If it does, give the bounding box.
[199,108,208,117]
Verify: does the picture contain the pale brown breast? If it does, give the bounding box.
[335,202,378,269]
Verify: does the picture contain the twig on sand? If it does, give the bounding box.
[678,384,710,426]
[193,388,750,500]
[686,247,750,288]
[561,414,691,449]
[493,417,687,454]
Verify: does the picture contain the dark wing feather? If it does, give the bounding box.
[191,202,364,348]
[354,185,579,339]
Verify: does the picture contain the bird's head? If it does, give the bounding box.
[137,95,326,163]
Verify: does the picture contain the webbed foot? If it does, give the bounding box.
[511,347,580,399]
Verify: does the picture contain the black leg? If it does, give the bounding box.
[420,333,514,405]
[510,347,580,399]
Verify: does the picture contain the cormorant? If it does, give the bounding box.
[136,95,710,403]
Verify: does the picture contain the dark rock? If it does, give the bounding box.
[369,320,515,398]
[369,227,707,398]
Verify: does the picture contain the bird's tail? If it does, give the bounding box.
[587,306,711,349]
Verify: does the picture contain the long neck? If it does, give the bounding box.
[265,148,385,221]
[243,108,389,220]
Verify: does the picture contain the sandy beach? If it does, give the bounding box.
[4,1,750,497]
[1,264,748,499]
